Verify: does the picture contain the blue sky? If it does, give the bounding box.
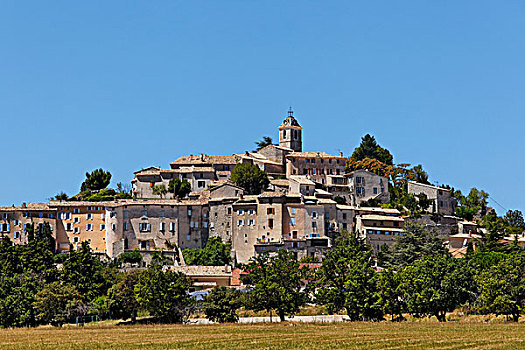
[1,1,524,214]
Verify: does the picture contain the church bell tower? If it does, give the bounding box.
[278,107,302,152]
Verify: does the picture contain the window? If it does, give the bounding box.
[74,217,80,223]
[267,208,275,215]
[138,240,149,250]
[186,235,191,241]
[292,231,298,239]
[312,211,318,219]
[249,209,255,215]
[0,223,9,232]
[123,222,129,231]
[2,213,6,219]
[139,223,151,232]
[123,210,129,218]
[291,208,296,215]
[373,187,378,195]
[195,222,199,228]
[210,222,215,228]
[268,219,274,229]
[73,237,80,243]
[190,221,194,228]
[86,224,93,231]
[312,159,316,164]
[290,218,296,226]
[14,231,20,239]
[238,209,244,215]
[86,213,93,220]
[65,212,71,220]
[170,222,175,232]
[66,223,72,231]
[101,213,105,220]
[142,210,147,217]
[160,210,165,218]
[204,222,208,228]
[198,181,205,188]
[74,227,80,234]
[160,222,166,232]
[248,219,255,226]
[381,187,384,193]
[342,223,347,229]
[73,209,80,214]
[312,221,317,229]
[237,220,244,226]
[111,224,116,231]
[188,208,192,216]
[227,208,232,215]
[13,220,19,226]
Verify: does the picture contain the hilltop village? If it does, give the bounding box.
[0,110,504,269]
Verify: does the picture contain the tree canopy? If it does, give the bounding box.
[351,134,394,165]
[168,179,192,199]
[241,249,310,322]
[230,163,269,195]
[182,237,231,266]
[80,169,112,192]
[254,136,274,151]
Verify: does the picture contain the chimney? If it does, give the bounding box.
[22,202,26,208]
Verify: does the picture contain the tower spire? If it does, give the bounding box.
[288,106,293,117]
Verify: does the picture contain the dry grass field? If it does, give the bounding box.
[1,322,525,350]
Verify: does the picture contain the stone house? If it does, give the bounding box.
[286,152,346,185]
[345,169,389,205]
[407,181,457,215]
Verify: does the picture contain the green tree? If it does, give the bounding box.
[107,270,141,323]
[350,134,394,165]
[135,264,192,323]
[315,231,382,321]
[33,282,83,326]
[505,210,525,230]
[399,256,475,322]
[0,273,42,328]
[20,223,57,283]
[476,253,525,322]
[254,136,274,151]
[53,192,68,201]
[241,250,310,322]
[182,237,231,266]
[61,242,107,301]
[410,165,430,185]
[152,184,167,199]
[377,269,405,321]
[80,168,112,192]
[118,250,143,266]
[202,286,242,323]
[168,178,192,199]
[230,163,269,195]
[383,222,447,269]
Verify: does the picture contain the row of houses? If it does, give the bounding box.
[0,111,470,265]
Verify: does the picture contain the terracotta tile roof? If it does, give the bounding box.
[171,155,237,166]
[287,152,345,159]
[0,203,54,211]
[134,166,161,175]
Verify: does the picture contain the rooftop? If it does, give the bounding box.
[287,152,345,159]
[171,154,237,166]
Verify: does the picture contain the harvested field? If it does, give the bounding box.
[2,322,525,349]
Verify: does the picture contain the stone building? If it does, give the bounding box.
[49,201,108,254]
[279,108,302,152]
[286,152,346,185]
[354,207,404,251]
[345,169,390,205]
[105,199,209,259]
[407,181,457,215]
[0,203,57,246]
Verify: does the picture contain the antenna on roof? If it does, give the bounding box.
[288,106,293,117]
